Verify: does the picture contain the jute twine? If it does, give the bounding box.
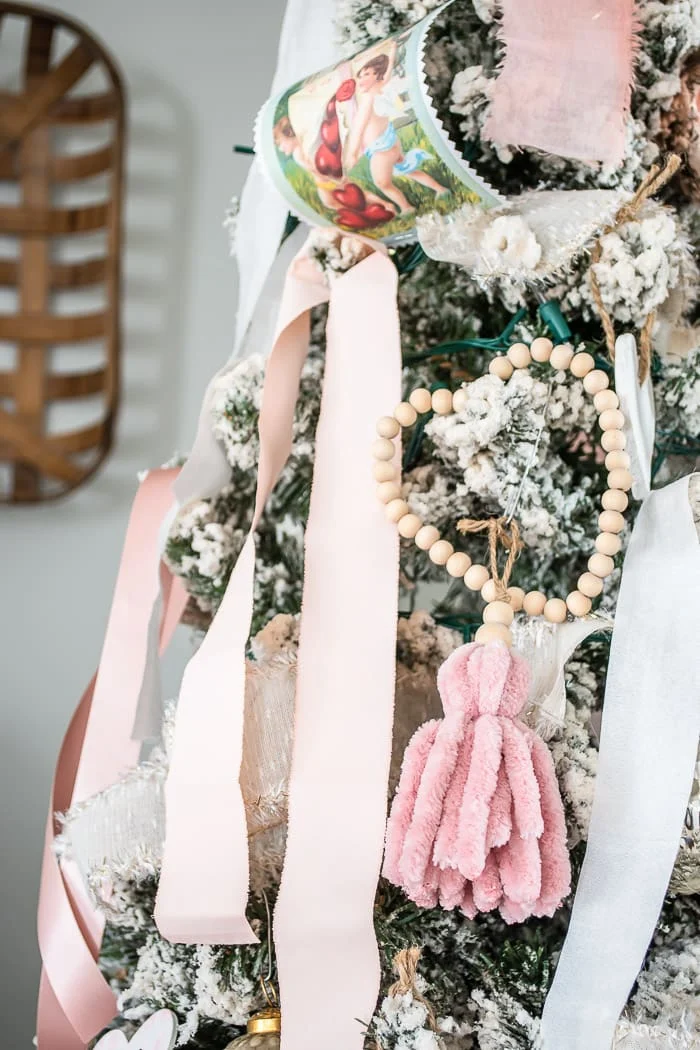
[388,948,439,1032]
[456,516,524,601]
[589,153,682,383]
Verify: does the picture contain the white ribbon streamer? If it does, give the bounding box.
[541,474,700,1050]
[615,334,656,501]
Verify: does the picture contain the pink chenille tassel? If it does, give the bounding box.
[383,641,571,923]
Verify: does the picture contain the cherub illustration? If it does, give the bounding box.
[274,114,341,211]
[344,49,449,214]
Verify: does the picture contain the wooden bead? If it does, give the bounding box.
[432,388,453,415]
[429,539,454,565]
[446,551,472,577]
[608,467,633,491]
[601,429,627,452]
[605,449,631,471]
[481,578,500,603]
[566,591,592,617]
[530,337,553,362]
[373,461,396,482]
[489,355,514,381]
[464,564,490,591]
[385,498,409,523]
[452,387,468,412]
[394,402,418,427]
[475,622,512,647]
[578,572,604,598]
[398,514,422,539]
[415,525,440,550]
[599,408,625,431]
[483,600,515,626]
[373,437,395,460]
[550,343,575,370]
[594,388,619,413]
[588,552,615,578]
[377,415,400,439]
[595,531,622,557]
[377,481,401,503]
[409,387,432,414]
[598,509,625,534]
[507,342,531,368]
[543,598,568,624]
[583,369,609,395]
[523,590,547,616]
[602,488,629,512]
[507,586,525,611]
[570,351,595,377]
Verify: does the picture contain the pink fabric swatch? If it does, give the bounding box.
[485,0,638,166]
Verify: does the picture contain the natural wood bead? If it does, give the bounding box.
[429,539,454,565]
[481,578,500,603]
[605,449,631,471]
[489,355,514,381]
[415,525,440,550]
[583,369,610,395]
[446,551,472,577]
[475,622,512,647]
[594,388,620,413]
[602,488,629,512]
[507,342,531,368]
[567,590,592,617]
[377,415,400,439]
[464,563,490,591]
[550,343,575,370]
[452,387,468,412]
[374,461,396,483]
[373,437,395,460]
[608,467,633,491]
[598,509,625,534]
[601,429,627,452]
[530,336,553,362]
[483,600,515,626]
[394,402,418,427]
[409,387,432,414]
[588,552,615,578]
[523,590,547,616]
[432,388,453,415]
[570,351,595,378]
[578,572,604,598]
[398,514,422,539]
[507,586,525,611]
[543,598,568,623]
[385,498,409,523]
[377,481,401,503]
[595,531,622,557]
[599,408,625,431]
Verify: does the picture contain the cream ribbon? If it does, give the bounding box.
[541,474,700,1049]
[615,334,655,501]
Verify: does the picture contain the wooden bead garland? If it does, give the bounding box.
[373,341,632,648]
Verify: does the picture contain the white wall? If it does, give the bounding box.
[0,1,285,1042]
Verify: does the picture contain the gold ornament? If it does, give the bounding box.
[225,1006,281,1049]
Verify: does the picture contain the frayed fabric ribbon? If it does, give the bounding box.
[484,0,638,166]
[36,469,189,1049]
[541,474,700,1049]
[156,246,401,1049]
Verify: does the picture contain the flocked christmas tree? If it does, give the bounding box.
[63,2,700,1047]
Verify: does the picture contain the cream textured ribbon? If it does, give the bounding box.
[541,474,700,1049]
[615,334,656,501]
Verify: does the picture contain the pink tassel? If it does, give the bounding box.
[383,720,439,885]
[433,722,475,868]
[486,759,513,849]
[501,719,544,839]
[438,864,467,911]
[472,850,503,913]
[497,821,541,905]
[455,713,503,880]
[530,734,572,917]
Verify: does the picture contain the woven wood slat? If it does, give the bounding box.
[0,2,125,501]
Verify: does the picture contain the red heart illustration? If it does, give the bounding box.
[321,119,340,151]
[326,97,337,118]
[362,203,395,225]
[336,208,368,230]
[332,183,366,210]
[315,143,343,178]
[336,78,356,102]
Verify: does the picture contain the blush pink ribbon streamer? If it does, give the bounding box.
[155,248,401,1045]
[36,469,189,1049]
[484,0,637,166]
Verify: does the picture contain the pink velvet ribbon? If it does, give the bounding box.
[36,469,189,1049]
[155,247,401,1048]
[485,0,638,166]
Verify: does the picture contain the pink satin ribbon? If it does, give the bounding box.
[485,0,637,165]
[156,248,402,1046]
[37,470,189,1049]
